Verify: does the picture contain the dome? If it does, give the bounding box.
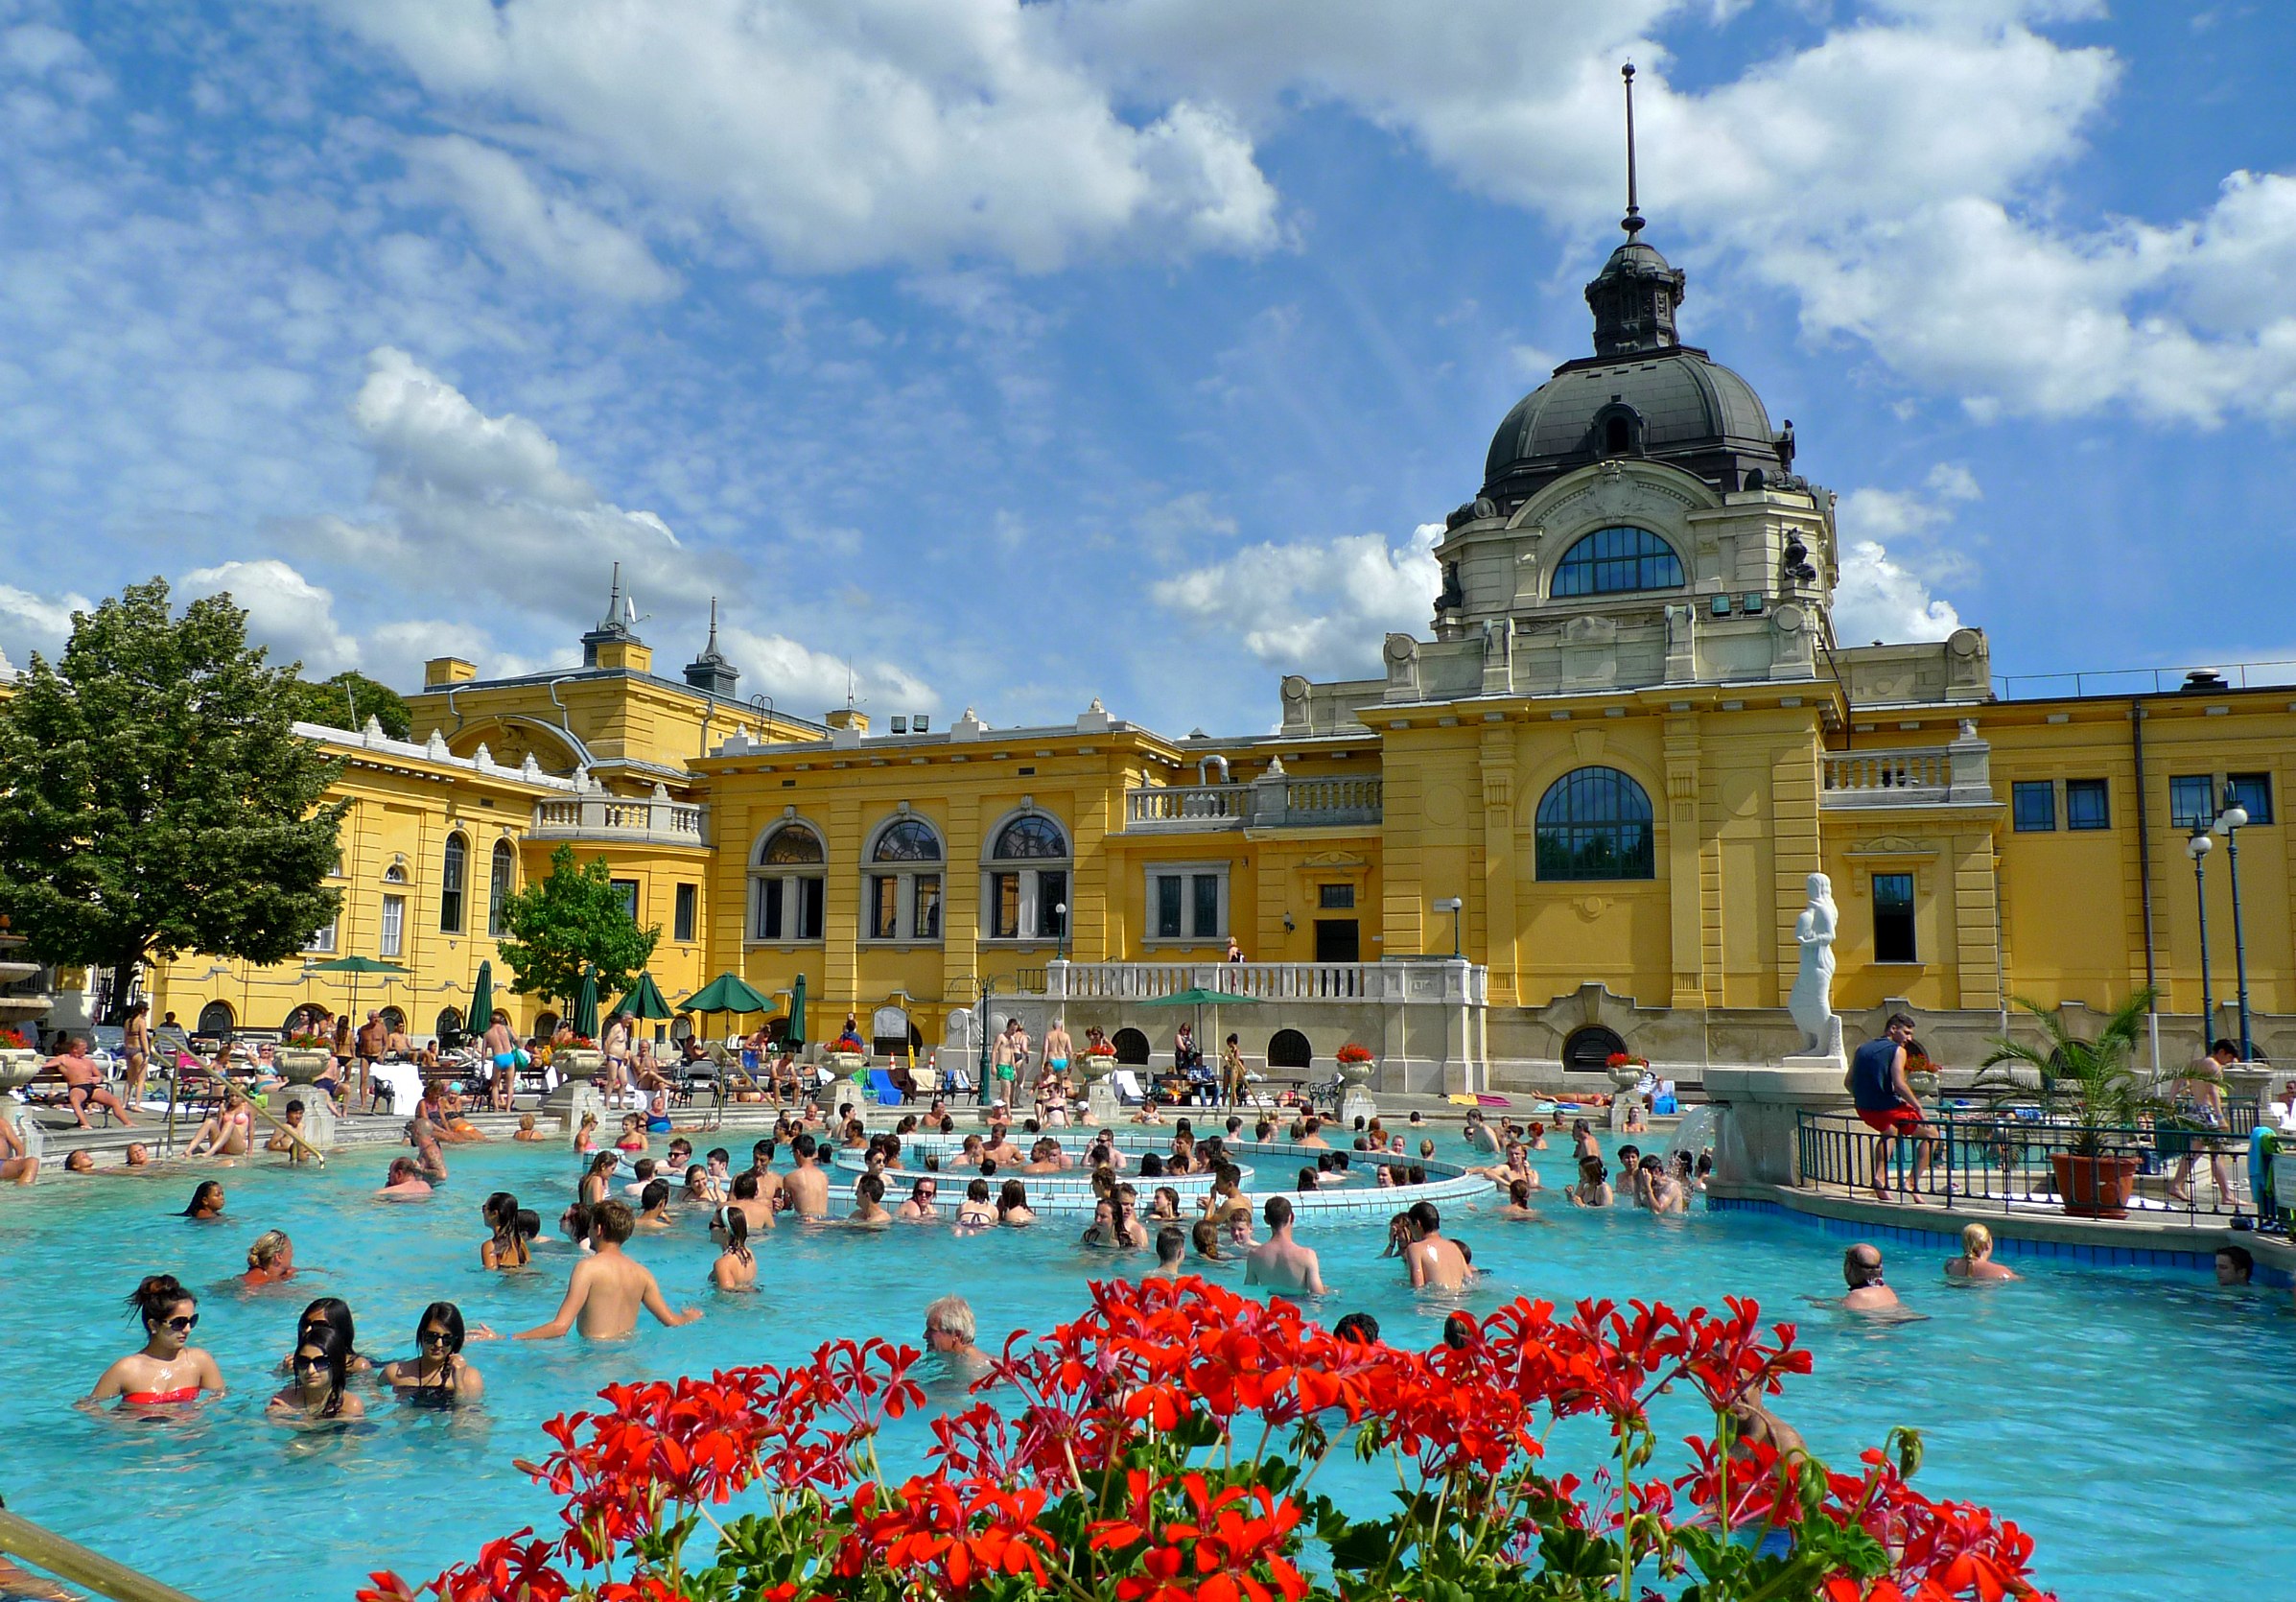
[1482,346,1776,501]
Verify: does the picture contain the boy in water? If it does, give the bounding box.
[517,1199,702,1340]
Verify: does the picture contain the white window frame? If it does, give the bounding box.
[860,813,946,946]
[379,893,407,958]
[1143,861,1230,946]
[440,832,468,933]
[303,920,339,954]
[981,809,1071,945]
[487,838,515,938]
[747,818,829,946]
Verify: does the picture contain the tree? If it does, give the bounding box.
[496,842,660,1008]
[288,671,412,740]
[0,578,348,1022]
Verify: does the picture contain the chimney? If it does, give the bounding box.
[425,657,478,687]
[824,708,869,736]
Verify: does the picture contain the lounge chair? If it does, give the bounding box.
[867,1067,905,1106]
[1112,1070,1147,1106]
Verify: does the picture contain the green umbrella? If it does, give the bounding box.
[787,972,808,1047]
[681,973,773,1017]
[571,967,600,1040]
[305,954,410,976]
[468,959,494,1041]
[610,971,675,1022]
[1141,987,1256,1096]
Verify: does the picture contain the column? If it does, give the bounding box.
[1478,725,1517,1005]
[1664,709,1706,1009]
[1770,733,1822,1007]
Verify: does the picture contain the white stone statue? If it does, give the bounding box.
[1787,871,1843,1062]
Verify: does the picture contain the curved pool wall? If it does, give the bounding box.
[832,1129,1488,1221]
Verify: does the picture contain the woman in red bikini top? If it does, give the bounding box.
[82,1274,227,1410]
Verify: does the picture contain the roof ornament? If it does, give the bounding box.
[600,561,623,632]
[1621,62,1644,241]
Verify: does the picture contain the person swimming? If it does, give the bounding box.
[481,1191,530,1269]
[850,1172,892,1227]
[242,1229,297,1286]
[181,1180,226,1220]
[379,1157,432,1199]
[579,1151,620,1208]
[381,1302,487,1405]
[269,1320,363,1423]
[955,1178,996,1226]
[84,1274,226,1410]
[899,1177,939,1221]
[280,1297,372,1375]
[713,1210,758,1290]
[996,1178,1035,1225]
[1945,1222,2020,1283]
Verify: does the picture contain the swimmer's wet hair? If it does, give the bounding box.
[593,1198,636,1244]
[127,1273,193,1326]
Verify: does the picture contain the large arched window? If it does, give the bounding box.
[984,812,1070,942]
[487,838,516,937]
[866,815,944,942]
[1551,526,1683,598]
[1535,766,1655,881]
[439,833,468,933]
[751,822,826,942]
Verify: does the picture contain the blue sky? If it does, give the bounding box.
[1,0,2291,735]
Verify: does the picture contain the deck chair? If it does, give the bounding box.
[1112,1070,1147,1106]
[867,1067,905,1106]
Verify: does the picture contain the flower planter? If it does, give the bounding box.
[276,1048,333,1082]
[557,1048,604,1078]
[1334,1055,1376,1088]
[1080,1052,1118,1082]
[1607,1064,1649,1092]
[1906,1069,1941,1099]
[0,1048,38,1092]
[2050,1151,2139,1218]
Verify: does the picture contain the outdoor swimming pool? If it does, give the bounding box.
[0,1130,2286,1602]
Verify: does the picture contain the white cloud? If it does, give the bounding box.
[1151,522,1442,677]
[179,558,362,675]
[312,0,1280,273]
[402,134,679,302]
[1830,463,1979,645]
[719,624,938,721]
[1071,0,2296,424]
[0,580,95,664]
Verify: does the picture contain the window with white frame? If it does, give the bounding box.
[1145,863,1229,942]
[379,892,406,957]
[440,832,468,932]
[865,815,944,941]
[984,812,1069,941]
[303,919,339,954]
[750,822,827,942]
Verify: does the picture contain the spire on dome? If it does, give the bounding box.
[1583,62,1686,359]
[683,596,740,697]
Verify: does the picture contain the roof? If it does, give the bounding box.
[1483,346,1774,490]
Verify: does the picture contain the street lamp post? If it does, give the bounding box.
[2187,831,2214,1049]
[1436,896,1464,959]
[2213,786,2254,1062]
[1055,903,1069,965]
[974,978,996,1109]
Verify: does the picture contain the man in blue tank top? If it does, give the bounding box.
[1849,1014,1933,1202]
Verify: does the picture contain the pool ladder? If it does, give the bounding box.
[0,1504,206,1602]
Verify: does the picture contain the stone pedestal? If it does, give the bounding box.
[541,1050,604,1117]
[0,1048,39,1093]
[1088,1080,1120,1126]
[1606,1093,1644,1133]
[1703,1061,1854,1188]
[284,1095,338,1152]
[547,1082,603,1134]
[5,1101,42,1167]
[1340,1089,1380,1130]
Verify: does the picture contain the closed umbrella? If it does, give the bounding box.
[787,972,808,1048]
[571,967,600,1040]
[610,971,674,1024]
[467,960,494,1044]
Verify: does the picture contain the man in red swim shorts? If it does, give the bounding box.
[1848,1014,1934,1201]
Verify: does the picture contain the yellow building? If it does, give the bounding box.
[147,222,2293,1091]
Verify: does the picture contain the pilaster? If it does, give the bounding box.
[1664,709,1706,1008]
[1479,726,1517,1004]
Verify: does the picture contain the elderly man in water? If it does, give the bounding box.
[1841,1243,1900,1311]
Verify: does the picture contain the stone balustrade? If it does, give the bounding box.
[1043,958,1484,1007]
[1122,774,1382,831]
[528,792,710,847]
[1819,722,1993,809]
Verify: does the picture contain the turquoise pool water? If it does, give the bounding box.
[0,1131,2286,1602]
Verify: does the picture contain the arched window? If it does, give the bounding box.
[1267,1028,1313,1070]
[1604,416,1631,455]
[751,823,826,942]
[1535,766,1655,881]
[487,838,516,937]
[865,815,944,942]
[439,833,467,933]
[435,1006,464,1043]
[1113,1027,1151,1065]
[1562,1025,1628,1072]
[380,863,408,956]
[1551,526,1683,598]
[196,1000,235,1038]
[380,1005,406,1033]
[985,812,1071,942]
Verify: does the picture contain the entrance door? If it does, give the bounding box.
[1313,919,1360,962]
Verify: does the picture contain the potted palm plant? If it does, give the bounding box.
[1977,988,2174,1218]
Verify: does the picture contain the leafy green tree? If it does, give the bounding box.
[289,671,412,740]
[0,578,348,1022]
[496,842,660,1008]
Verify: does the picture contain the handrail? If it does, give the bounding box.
[0,1506,209,1602]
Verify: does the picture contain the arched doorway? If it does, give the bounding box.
[196,1000,235,1038]
[282,1003,327,1036]
[1561,1025,1628,1072]
[434,1006,463,1044]
[1267,1029,1313,1069]
[1113,1027,1150,1065]
[872,1004,921,1061]
[535,1010,560,1039]
[380,1006,407,1034]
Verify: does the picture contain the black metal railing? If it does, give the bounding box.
[1796,1109,2255,1218]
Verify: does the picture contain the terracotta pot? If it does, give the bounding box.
[2050,1151,2139,1218]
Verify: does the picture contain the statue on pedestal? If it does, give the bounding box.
[1787,871,1843,1063]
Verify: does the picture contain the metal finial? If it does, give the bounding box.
[603,560,622,629]
[706,596,720,653]
[1621,63,1643,239]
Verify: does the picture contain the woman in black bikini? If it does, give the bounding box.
[381,1302,488,1405]
[480,1190,530,1269]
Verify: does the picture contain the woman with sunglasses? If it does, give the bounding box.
[269,1321,364,1422]
[380,1302,488,1404]
[897,1176,939,1221]
[280,1297,373,1375]
[84,1274,227,1410]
